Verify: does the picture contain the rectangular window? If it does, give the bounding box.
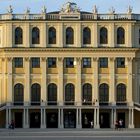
[65,58,74,68]
[82,58,91,68]
[48,57,56,68]
[14,58,23,68]
[31,58,40,68]
[116,58,125,68]
[99,58,108,68]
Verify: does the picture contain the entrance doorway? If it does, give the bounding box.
[30,112,40,128]
[47,112,58,128]
[117,112,125,128]
[82,112,93,128]
[15,112,23,128]
[64,110,76,128]
[99,112,110,128]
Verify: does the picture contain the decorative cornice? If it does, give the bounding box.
[1,47,139,53]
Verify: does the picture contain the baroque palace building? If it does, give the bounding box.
[0,2,140,129]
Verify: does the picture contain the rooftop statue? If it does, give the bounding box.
[93,5,98,14]
[60,2,80,13]
[41,6,47,13]
[109,7,115,14]
[7,5,13,13]
[25,7,30,14]
[127,5,133,14]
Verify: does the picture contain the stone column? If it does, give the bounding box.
[26,109,29,128]
[76,58,81,106]
[109,57,116,105]
[57,58,63,106]
[93,58,99,105]
[6,109,8,128]
[41,109,45,128]
[23,109,26,128]
[111,109,116,128]
[7,57,13,106]
[8,109,11,125]
[61,109,64,128]
[94,108,97,128]
[129,108,134,128]
[79,109,82,128]
[131,108,134,128]
[76,108,79,128]
[95,108,100,129]
[24,57,30,106]
[127,57,133,106]
[25,23,30,48]
[41,57,46,106]
[58,109,61,128]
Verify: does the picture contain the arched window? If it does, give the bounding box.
[83,27,91,44]
[14,83,24,105]
[15,27,23,44]
[116,84,126,102]
[66,27,74,44]
[117,27,125,44]
[99,83,109,104]
[48,27,56,44]
[47,83,57,105]
[32,27,40,44]
[82,83,92,105]
[65,83,75,105]
[100,27,108,44]
[31,83,41,105]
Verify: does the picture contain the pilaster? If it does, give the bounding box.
[24,57,30,106]
[7,57,13,105]
[127,57,133,106]
[57,57,63,106]
[76,57,81,106]
[109,57,116,105]
[93,57,99,105]
[41,57,46,106]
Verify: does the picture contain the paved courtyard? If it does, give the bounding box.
[0,129,140,140]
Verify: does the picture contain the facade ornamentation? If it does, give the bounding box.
[93,5,98,14]
[7,5,13,14]
[25,7,30,14]
[127,5,133,14]
[109,7,115,14]
[41,57,46,62]
[24,57,30,62]
[41,6,47,14]
[60,2,80,13]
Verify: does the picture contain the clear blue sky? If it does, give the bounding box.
[0,0,139,14]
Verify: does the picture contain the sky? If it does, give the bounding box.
[0,0,139,14]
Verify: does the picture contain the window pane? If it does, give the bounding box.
[99,58,108,68]
[48,57,56,68]
[65,58,74,68]
[14,58,23,68]
[82,58,91,68]
[31,58,40,68]
[116,58,125,68]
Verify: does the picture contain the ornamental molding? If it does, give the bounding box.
[24,57,30,62]
[41,57,46,62]
[2,47,139,53]
[7,57,12,62]
[60,2,80,14]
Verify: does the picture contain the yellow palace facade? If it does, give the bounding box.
[0,2,140,129]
